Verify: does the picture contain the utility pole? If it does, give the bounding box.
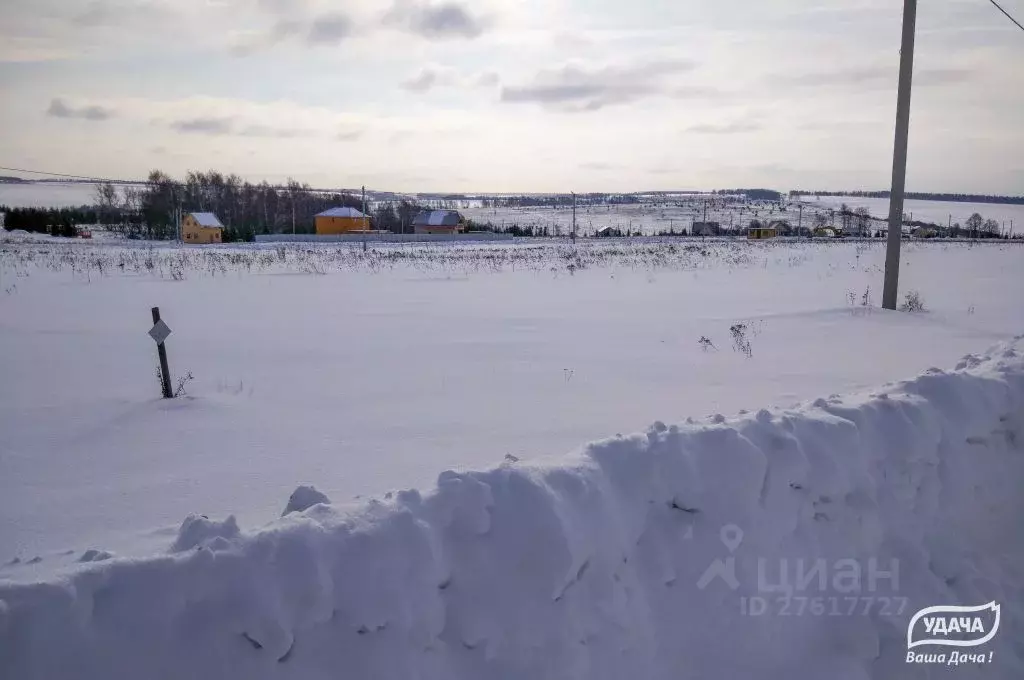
[882,0,917,310]
[571,192,576,244]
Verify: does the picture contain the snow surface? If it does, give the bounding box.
[1,337,1023,679]
[808,195,1024,231]
[1,239,1022,579]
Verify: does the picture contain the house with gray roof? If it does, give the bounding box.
[412,210,465,235]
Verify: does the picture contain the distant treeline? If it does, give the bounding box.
[789,190,1024,205]
[712,189,783,201]
[1,170,434,240]
[0,205,97,237]
[479,194,642,208]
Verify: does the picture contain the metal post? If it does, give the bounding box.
[152,307,173,398]
[882,0,917,310]
[571,192,576,244]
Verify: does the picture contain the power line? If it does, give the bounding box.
[988,0,1024,32]
[0,165,366,196]
[0,165,138,184]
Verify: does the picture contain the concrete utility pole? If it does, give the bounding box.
[882,0,917,310]
[571,192,577,244]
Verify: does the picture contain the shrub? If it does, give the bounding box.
[900,290,926,313]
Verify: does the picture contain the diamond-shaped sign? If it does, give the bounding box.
[148,319,172,344]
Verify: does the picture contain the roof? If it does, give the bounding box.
[188,212,223,228]
[316,207,366,218]
[413,210,462,226]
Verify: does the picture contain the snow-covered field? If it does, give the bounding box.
[809,195,1024,232]
[2,234,1023,678]
[461,196,805,236]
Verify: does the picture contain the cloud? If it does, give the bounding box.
[401,67,446,92]
[74,0,170,28]
[166,116,313,138]
[782,66,892,88]
[500,58,696,111]
[307,13,352,45]
[337,130,363,141]
[686,121,762,134]
[169,117,235,134]
[400,65,498,92]
[230,14,351,54]
[915,68,973,86]
[239,124,313,138]
[46,98,115,121]
[781,64,976,91]
[385,0,486,39]
[475,71,500,88]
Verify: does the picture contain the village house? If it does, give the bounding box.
[315,207,370,234]
[181,212,223,243]
[412,210,466,235]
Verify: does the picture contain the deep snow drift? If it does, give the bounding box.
[2,338,1022,679]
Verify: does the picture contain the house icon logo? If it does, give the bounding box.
[696,525,744,590]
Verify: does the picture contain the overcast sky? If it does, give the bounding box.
[1,0,1021,193]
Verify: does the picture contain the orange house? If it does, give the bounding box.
[315,207,370,234]
[412,210,465,235]
[181,212,223,244]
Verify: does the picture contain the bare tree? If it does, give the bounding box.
[966,212,984,239]
[93,182,120,229]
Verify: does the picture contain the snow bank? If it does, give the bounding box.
[2,340,1023,679]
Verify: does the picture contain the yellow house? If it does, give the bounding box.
[182,212,224,243]
[747,226,777,240]
[315,207,370,234]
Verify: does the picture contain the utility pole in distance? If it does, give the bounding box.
[882,0,917,310]
[571,192,576,244]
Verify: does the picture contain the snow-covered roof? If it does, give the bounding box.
[188,212,223,228]
[413,210,462,226]
[317,207,366,218]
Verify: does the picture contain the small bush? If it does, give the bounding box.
[730,323,752,358]
[900,290,926,313]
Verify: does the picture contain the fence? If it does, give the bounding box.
[255,232,515,244]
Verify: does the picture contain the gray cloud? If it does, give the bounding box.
[166,117,314,138]
[501,59,696,112]
[46,98,115,121]
[916,68,973,86]
[687,121,762,134]
[782,66,892,88]
[475,72,500,88]
[75,1,169,28]
[401,68,441,92]
[169,117,234,134]
[308,13,352,45]
[401,66,497,93]
[337,130,363,141]
[782,64,974,91]
[385,0,486,39]
[239,124,312,138]
[230,14,349,55]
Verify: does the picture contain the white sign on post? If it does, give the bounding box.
[148,319,172,344]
